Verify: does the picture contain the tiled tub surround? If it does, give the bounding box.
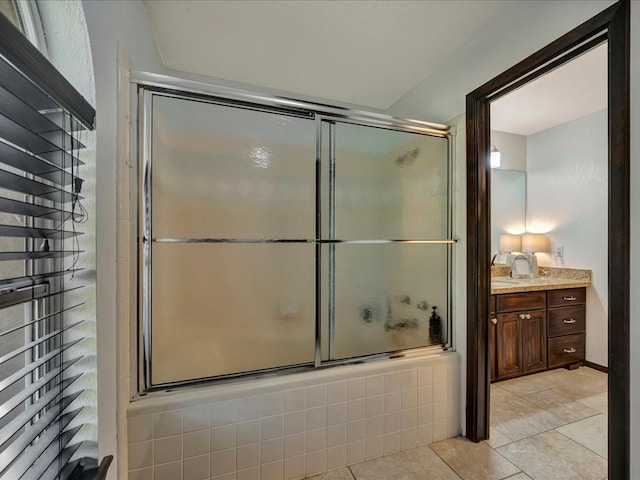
[127,353,461,480]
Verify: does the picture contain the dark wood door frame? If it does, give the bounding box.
[465,1,629,478]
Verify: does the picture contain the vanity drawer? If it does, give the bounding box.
[548,306,586,337]
[548,333,585,367]
[496,291,546,313]
[548,288,586,307]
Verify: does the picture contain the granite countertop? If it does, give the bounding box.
[490,267,592,294]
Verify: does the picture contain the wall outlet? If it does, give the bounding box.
[556,244,564,257]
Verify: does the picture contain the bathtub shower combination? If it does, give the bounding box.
[136,79,455,392]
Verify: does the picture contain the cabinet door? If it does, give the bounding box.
[522,310,547,373]
[496,312,522,379]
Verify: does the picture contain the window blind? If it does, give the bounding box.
[0,10,102,480]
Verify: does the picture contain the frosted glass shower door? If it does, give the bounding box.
[323,122,451,361]
[147,94,317,385]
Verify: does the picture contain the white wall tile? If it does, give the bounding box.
[401,388,417,410]
[284,432,305,458]
[327,402,346,426]
[284,454,305,480]
[365,396,383,418]
[383,412,401,434]
[383,432,401,455]
[305,449,326,477]
[305,427,326,452]
[154,435,182,465]
[154,411,182,438]
[210,448,236,477]
[401,427,417,450]
[418,385,434,406]
[260,392,285,417]
[401,369,417,390]
[261,415,284,441]
[236,420,260,446]
[183,454,209,480]
[346,420,365,443]
[434,364,447,384]
[417,424,433,445]
[129,467,153,480]
[285,388,306,412]
[128,415,153,443]
[305,384,327,408]
[327,381,346,404]
[384,372,401,393]
[154,460,182,480]
[262,437,284,464]
[433,401,447,420]
[326,445,346,470]
[212,473,235,480]
[365,436,382,460]
[236,396,260,422]
[211,400,237,427]
[306,406,326,431]
[261,460,283,480]
[417,405,433,425]
[365,375,384,396]
[347,378,365,400]
[417,366,433,386]
[211,424,236,452]
[347,399,365,422]
[365,416,382,439]
[183,406,210,433]
[383,392,401,414]
[236,466,259,480]
[284,411,305,435]
[401,408,417,430]
[326,423,346,448]
[184,429,209,458]
[434,384,447,403]
[433,419,447,442]
[129,440,153,470]
[346,440,365,465]
[236,443,260,470]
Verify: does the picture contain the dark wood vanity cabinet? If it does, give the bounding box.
[490,287,586,382]
[492,291,547,381]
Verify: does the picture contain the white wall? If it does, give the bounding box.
[526,109,608,367]
[80,1,166,477]
[491,131,527,172]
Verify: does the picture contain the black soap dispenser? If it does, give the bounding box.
[429,306,442,344]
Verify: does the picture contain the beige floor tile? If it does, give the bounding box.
[485,428,513,449]
[491,385,566,441]
[504,474,533,480]
[306,467,355,480]
[523,388,599,423]
[496,374,559,397]
[576,392,608,414]
[556,414,608,459]
[349,444,461,480]
[430,436,520,480]
[541,368,607,400]
[497,430,607,480]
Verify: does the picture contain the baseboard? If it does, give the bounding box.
[584,360,608,373]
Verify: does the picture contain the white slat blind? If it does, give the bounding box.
[0,10,98,480]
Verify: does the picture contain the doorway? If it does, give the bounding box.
[465,1,629,479]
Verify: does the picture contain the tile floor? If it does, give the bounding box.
[307,366,608,480]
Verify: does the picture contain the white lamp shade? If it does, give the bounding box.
[521,233,550,253]
[499,234,521,252]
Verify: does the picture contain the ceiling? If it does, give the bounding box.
[491,43,608,136]
[144,1,607,134]
[143,0,511,110]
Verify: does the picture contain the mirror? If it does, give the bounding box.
[491,169,526,257]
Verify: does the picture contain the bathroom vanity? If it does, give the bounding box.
[489,269,591,382]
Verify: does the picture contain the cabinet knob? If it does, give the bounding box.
[563,318,577,324]
[563,347,577,354]
[563,296,577,301]
[519,313,531,320]
[491,318,497,324]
